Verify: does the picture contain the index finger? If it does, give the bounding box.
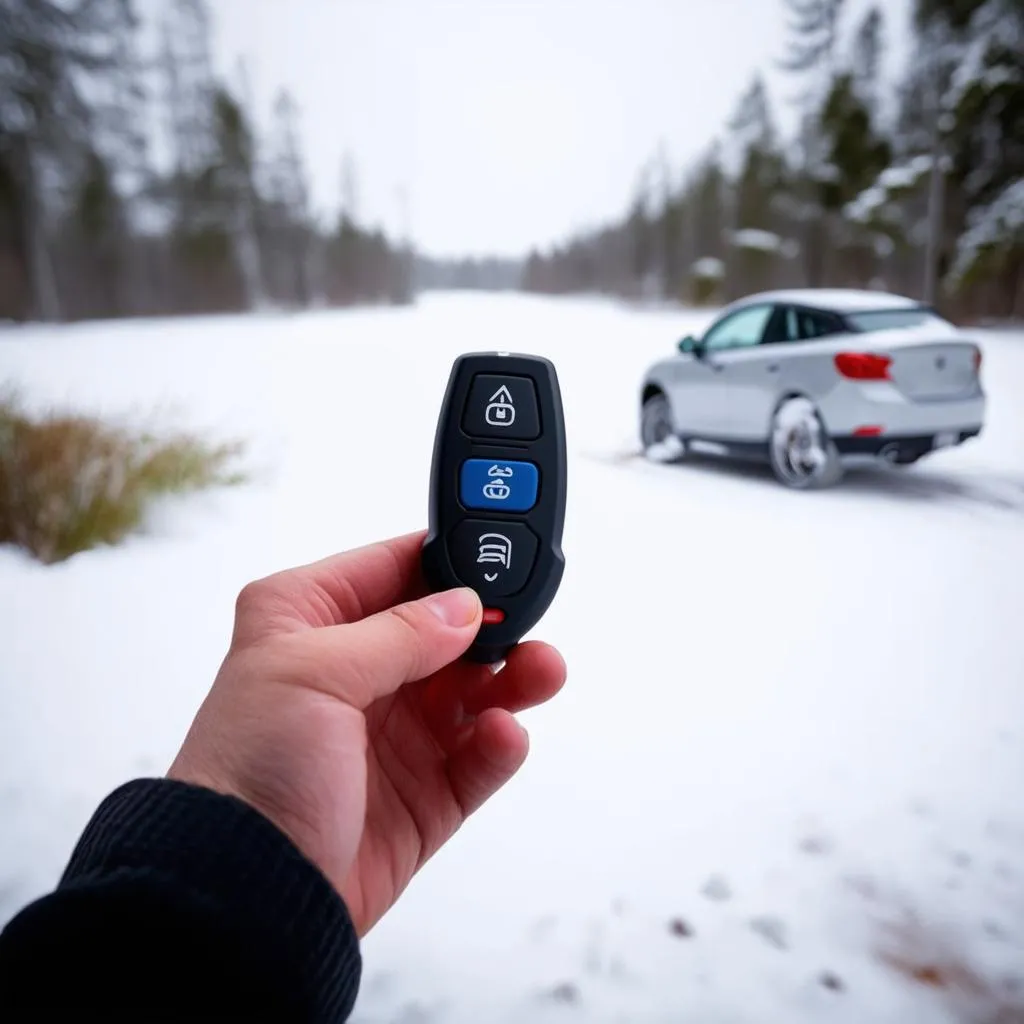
[233,530,430,644]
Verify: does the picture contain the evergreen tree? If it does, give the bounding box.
[211,87,266,309]
[942,0,1024,313]
[726,76,789,296]
[851,6,884,114]
[0,0,144,321]
[777,0,848,285]
[264,89,315,307]
[778,0,847,85]
[0,0,93,319]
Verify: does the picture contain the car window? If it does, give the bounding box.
[702,305,773,352]
[845,308,951,332]
[774,306,844,342]
[791,307,844,340]
[759,306,790,345]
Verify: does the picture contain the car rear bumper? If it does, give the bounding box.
[820,381,985,438]
[834,427,982,463]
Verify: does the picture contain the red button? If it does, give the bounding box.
[482,607,506,625]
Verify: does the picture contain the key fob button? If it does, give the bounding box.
[459,459,539,512]
[462,374,541,440]
[449,520,539,597]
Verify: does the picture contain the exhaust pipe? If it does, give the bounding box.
[878,443,902,464]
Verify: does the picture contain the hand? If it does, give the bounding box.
[168,530,566,935]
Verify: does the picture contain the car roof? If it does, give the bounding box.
[730,288,923,314]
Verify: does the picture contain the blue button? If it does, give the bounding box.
[460,459,539,512]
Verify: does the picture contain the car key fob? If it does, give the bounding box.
[422,352,566,664]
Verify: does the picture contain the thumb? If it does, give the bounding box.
[296,587,482,706]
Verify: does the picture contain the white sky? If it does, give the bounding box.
[209,0,910,258]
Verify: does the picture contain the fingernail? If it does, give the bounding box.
[425,588,481,627]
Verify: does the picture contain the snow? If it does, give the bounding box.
[3,293,1024,1022]
[691,257,725,279]
[738,288,919,312]
[943,0,1024,112]
[873,234,895,258]
[730,228,784,253]
[844,185,888,225]
[846,157,933,225]
[878,156,933,192]
[949,179,1024,285]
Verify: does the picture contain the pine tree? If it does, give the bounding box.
[157,0,248,313]
[851,7,884,114]
[934,0,1024,313]
[818,74,891,284]
[264,89,315,307]
[340,152,359,226]
[777,0,848,286]
[724,76,790,296]
[211,87,266,309]
[0,0,89,319]
[778,0,846,84]
[626,159,657,296]
[688,148,728,302]
[0,0,145,321]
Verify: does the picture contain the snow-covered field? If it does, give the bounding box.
[2,293,1024,1023]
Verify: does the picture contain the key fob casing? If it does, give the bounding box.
[422,352,566,664]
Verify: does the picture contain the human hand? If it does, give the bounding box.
[168,530,566,935]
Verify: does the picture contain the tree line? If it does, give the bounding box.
[523,0,1023,321]
[0,0,414,324]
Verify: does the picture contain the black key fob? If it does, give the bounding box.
[422,352,567,664]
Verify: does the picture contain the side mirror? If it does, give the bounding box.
[677,335,699,355]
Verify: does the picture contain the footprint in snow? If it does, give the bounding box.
[701,875,732,902]
[798,833,834,857]
[950,850,972,870]
[819,970,845,992]
[528,915,557,942]
[542,981,581,1005]
[750,915,789,951]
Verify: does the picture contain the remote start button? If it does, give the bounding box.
[459,459,539,512]
[449,520,539,597]
[462,374,540,440]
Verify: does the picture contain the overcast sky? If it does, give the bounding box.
[209,0,910,259]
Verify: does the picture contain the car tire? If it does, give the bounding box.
[641,392,686,463]
[768,397,843,490]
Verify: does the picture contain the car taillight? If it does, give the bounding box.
[973,347,982,372]
[834,352,892,380]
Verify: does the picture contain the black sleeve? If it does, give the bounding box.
[0,778,362,1023]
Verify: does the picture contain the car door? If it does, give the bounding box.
[656,314,735,435]
[704,305,796,438]
[696,303,775,437]
[736,304,847,436]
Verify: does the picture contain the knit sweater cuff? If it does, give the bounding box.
[61,777,361,1022]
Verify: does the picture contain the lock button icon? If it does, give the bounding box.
[484,385,516,427]
[463,374,540,440]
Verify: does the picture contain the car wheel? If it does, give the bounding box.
[641,392,686,463]
[768,397,843,490]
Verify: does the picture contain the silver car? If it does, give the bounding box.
[639,289,986,488]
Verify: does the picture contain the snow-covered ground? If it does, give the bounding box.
[2,293,1024,1023]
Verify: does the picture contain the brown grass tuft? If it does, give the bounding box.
[0,392,245,564]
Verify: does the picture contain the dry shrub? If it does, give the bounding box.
[0,392,245,564]
[877,910,1024,1023]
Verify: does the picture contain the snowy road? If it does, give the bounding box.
[2,293,1024,1022]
